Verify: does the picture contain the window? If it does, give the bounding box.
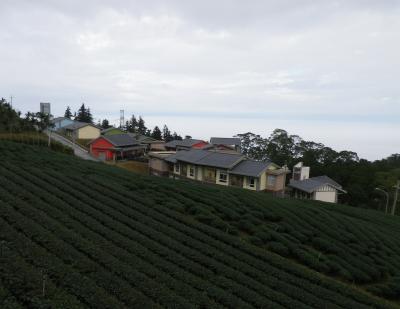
[267,175,277,186]
[249,177,255,188]
[189,166,195,177]
[175,164,180,173]
[219,171,228,183]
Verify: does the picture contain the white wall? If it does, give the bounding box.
[314,191,337,203]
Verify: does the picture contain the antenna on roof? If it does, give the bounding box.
[119,109,124,129]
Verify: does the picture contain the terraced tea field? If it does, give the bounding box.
[0,141,399,308]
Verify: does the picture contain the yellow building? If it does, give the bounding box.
[64,121,101,140]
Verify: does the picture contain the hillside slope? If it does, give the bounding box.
[0,141,399,308]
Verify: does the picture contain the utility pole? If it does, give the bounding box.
[375,188,389,214]
[391,180,400,216]
[10,95,13,108]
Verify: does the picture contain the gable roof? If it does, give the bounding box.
[64,121,99,131]
[101,127,124,134]
[229,160,272,177]
[164,139,204,148]
[289,176,346,193]
[165,149,244,169]
[89,134,140,147]
[210,137,241,146]
[104,134,140,147]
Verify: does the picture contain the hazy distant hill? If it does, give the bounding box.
[0,141,399,308]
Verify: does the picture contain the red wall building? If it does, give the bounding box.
[90,137,115,161]
[89,134,146,161]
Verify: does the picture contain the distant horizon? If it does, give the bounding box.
[1,1,399,161]
[7,100,399,162]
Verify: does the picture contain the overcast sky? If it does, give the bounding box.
[1,0,399,160]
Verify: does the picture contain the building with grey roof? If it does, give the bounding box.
[88,134,146,161]
[63,121,101,140]
[164,138,208,151]
[149,148,289,193]
[50,117,74,131]
[210,137,241,152]
[287,162,346,203]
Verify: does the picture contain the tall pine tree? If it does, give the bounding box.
[75,103,93,123]
[64,106,72,119]
[151,126,162,140]
[162,125,172,141]
[137,116,146,135]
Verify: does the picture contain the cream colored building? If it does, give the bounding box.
[64,121,100,140]
[149,149,289,193]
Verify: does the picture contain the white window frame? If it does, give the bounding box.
[189,166,195,177]
[175,164,180,173]
[219,171,228,183]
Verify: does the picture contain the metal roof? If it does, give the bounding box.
[51,117,71,123]
[99,134,140,147]
[210,137,241,146]
[101,127,124,134]
[63,121,99,131]
[289,176,345,193]
[164,139,204,148]
[229,160,272,177]
[165,149,244,169]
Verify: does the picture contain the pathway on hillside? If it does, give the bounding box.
[45,130,99,161]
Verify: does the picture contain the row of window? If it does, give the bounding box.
[174,164,277,189]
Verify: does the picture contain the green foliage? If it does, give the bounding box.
[64,106,72,119]
[236,129,400,209]
[0,140,398,308]
[151,126,162,140]
[75,103,93,123]
[0,98,35,132]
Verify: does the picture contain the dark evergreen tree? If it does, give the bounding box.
[129,115,138,133]
[145,129,151,137]
[151,126,162,140]
[75,103,93,123]
[137,116,146,135]
[162,125,172,141]
[64,106,72,119]
[75,104,86,122]
[101,119,111,129]
[86,108,93,124]
[172,132,182,140]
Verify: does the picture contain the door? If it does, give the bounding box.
[98,151,106,161]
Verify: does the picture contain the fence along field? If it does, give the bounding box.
[0,140,399,308]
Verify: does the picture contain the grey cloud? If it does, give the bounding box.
[0,1,399,159]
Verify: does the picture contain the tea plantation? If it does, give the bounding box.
[0,141,399,308]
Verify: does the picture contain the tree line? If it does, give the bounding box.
[63,104,183,142]
[0,98,52,132]
[235,129,400,210]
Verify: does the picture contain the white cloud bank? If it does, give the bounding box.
[0,0,399,159]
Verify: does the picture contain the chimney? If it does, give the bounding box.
[292,162,310,181]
